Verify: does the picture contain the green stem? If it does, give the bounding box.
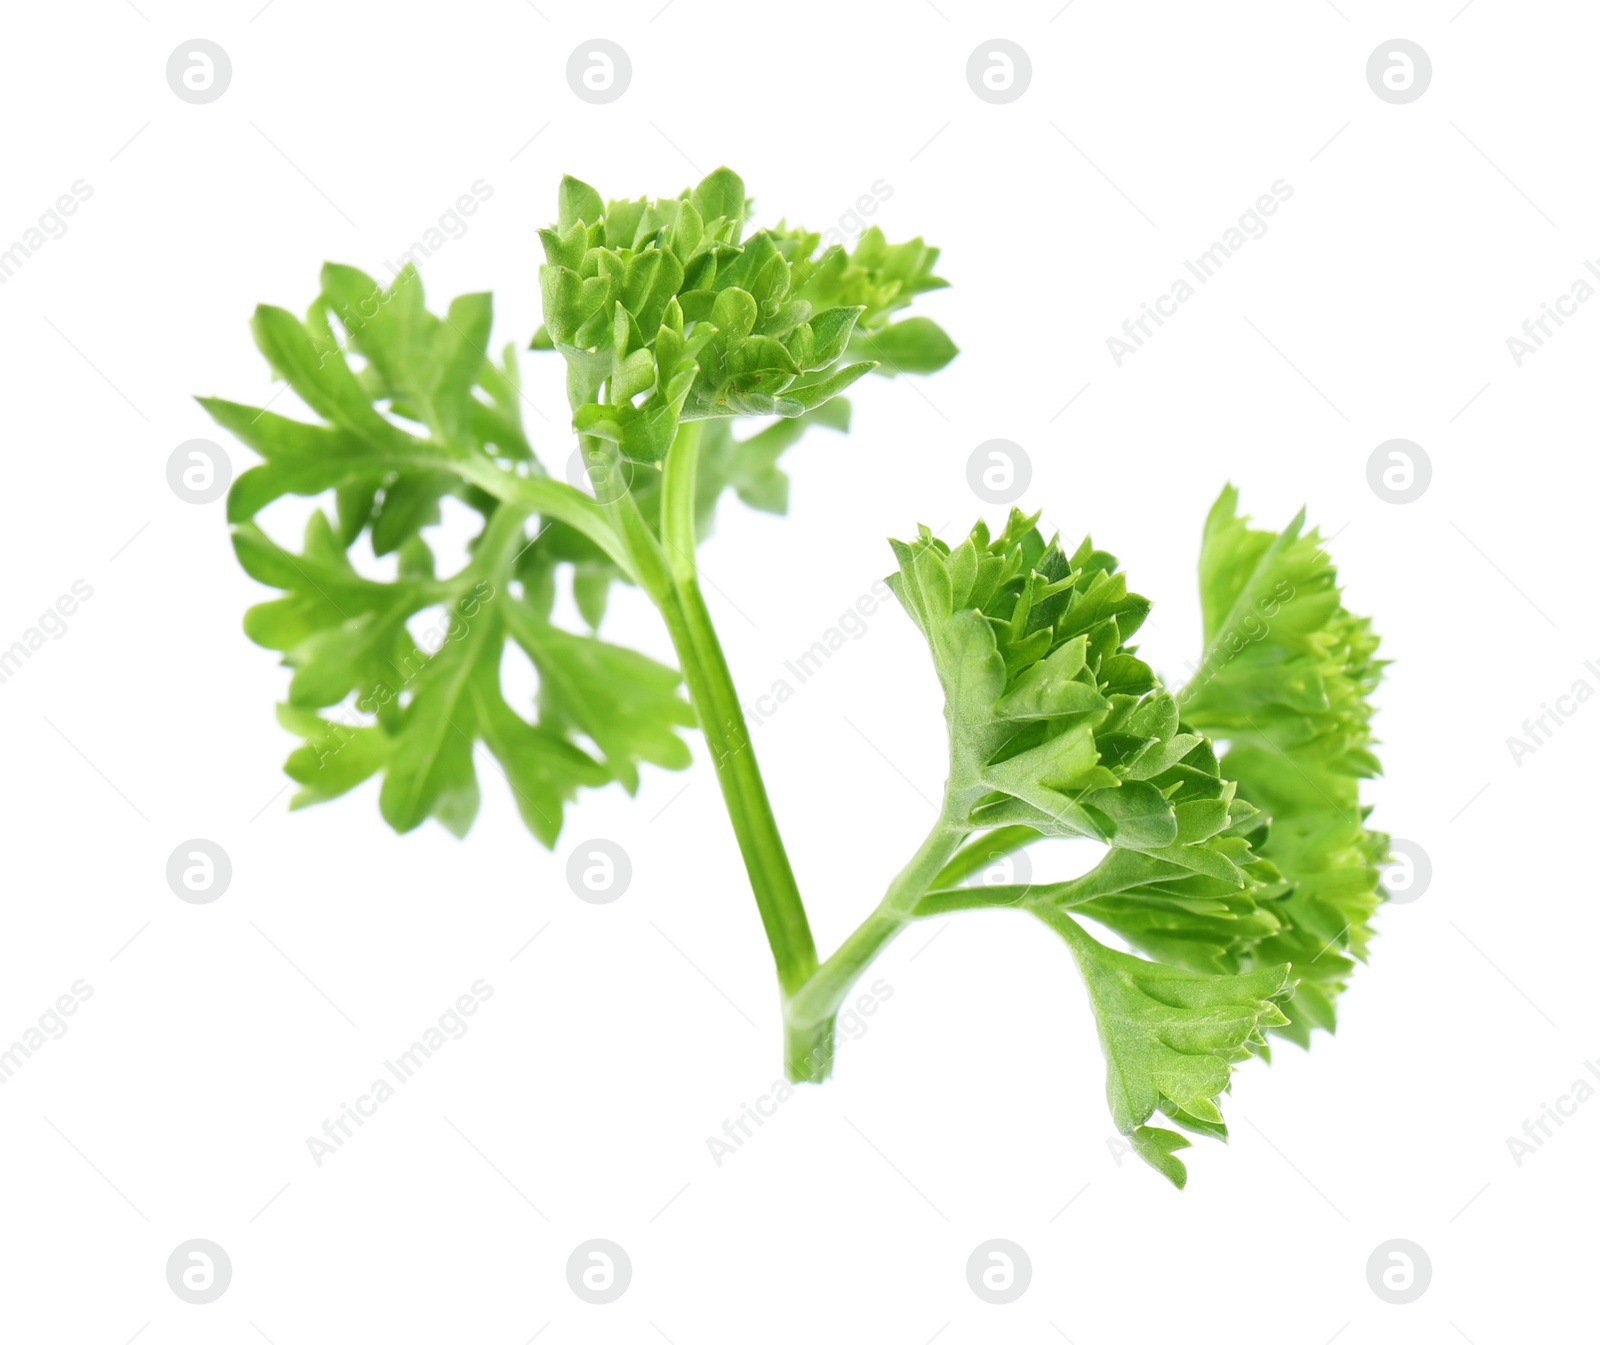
[550,383,815,1003]
[931,825,1042,888]
[782,813,968,1080]
[914,885,1033,917]
[660,420,701,585]
[676,576,818,994]
[557,373,817,999]
[1032,903,1094,956]
[475,496,538,581]
[594,445,677,605]
[916,847,1167,917]
[544,400,1030,1072]
[455,455,637,581]
[654,423,819,997]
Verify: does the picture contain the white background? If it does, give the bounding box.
[0,2,1593,1341]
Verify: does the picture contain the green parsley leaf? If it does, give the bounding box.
[1181,486,1388,1045]
[203,266,694,845]
[1045,908,1293,1188]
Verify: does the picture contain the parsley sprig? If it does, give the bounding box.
[205,169,1386,1186]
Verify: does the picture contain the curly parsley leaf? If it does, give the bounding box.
[894,495,1384,1185]
[534,167,955,614]
[1180,486,1388,1045]
[887,512,1251,880]
[1046,909,1293,1188]
[203,266,694,845]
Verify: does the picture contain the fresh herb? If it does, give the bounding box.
[204,168,1387,1186]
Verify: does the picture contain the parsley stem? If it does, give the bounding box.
[913,886,1032,916]
[674,574,819,995]
[660,419,701,585]
[782,813,968,1079]
[657,422,818,998]
[454,454,637,581]
[931,826,1042,888]
[570,390,818,997]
